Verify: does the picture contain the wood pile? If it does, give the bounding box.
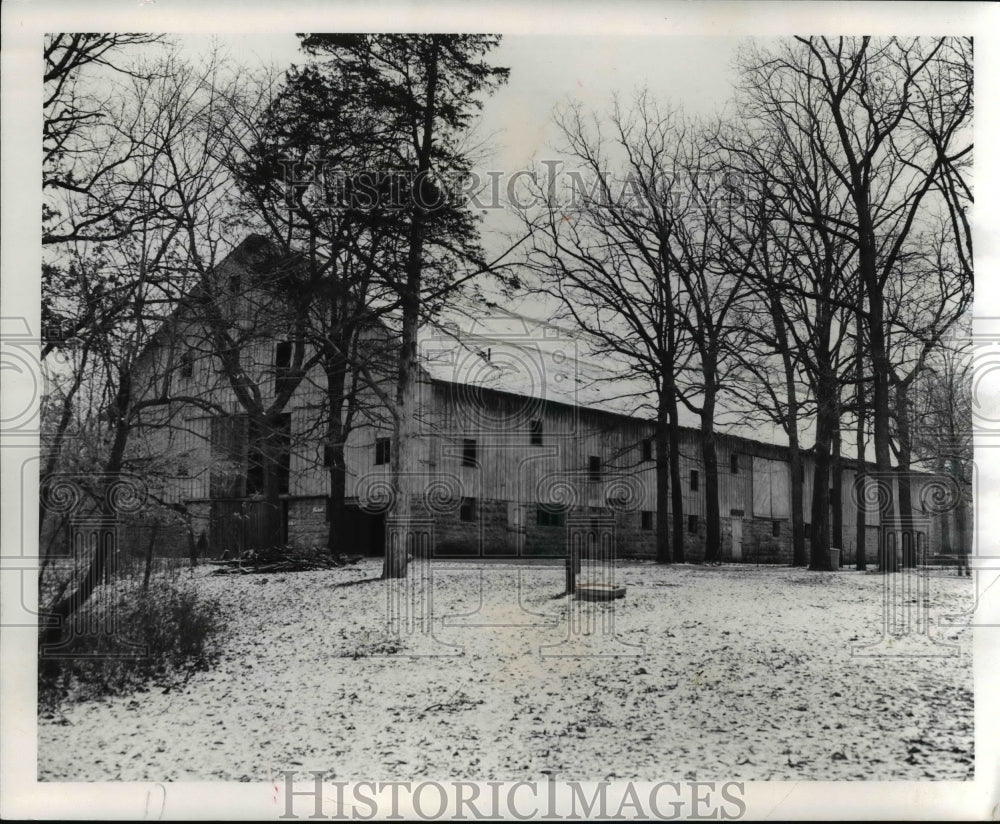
[208,546,365,574]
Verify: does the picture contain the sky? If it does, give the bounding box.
[183,33,748,317]
[196,33,743,173]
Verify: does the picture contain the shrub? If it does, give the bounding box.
[39,576,225,707]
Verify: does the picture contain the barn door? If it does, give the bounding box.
[730,516,743,561]
[507,501,527,556]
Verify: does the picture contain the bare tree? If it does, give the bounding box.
[721,187,815,567]
[884,232,972,565]
[737,37,973,571]
[39,219,227,656]
[718,99,861,571]
[519,95,755,563]
[43,33,167,247]
[40,47,262,650]
[908,325,972,564]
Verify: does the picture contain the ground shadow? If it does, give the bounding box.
[330,576,382,588]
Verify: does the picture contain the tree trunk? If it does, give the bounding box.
[809,367,837,571]
[142,523,160,591]
[325,356,350,557]
[39,343,90,537]
[327,450,348,556]
[667,390,685,563]
[855,459,868,572]
[188,524,200,568]
[940,506,952,554]
[771,293,806,566]
[855,310,867,571]
[384,36,441,580]
[385,276,421,580]
[654,399,672,563]
[953,458,969,576]
[858,215,898,572]
[788,444,806,567]
[258,413,288,550]
[895,381,917,568]
[701,395,721,564]
[831,411,843,552]
[40,369,131,654]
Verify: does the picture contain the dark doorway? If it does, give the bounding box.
[210,500,244,559]
[245,499,287,549]
[343,505,385,556]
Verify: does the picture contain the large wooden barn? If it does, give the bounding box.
[127,236,964,566]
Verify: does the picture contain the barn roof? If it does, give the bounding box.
[416,302,801,452]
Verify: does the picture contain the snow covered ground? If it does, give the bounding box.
[38,561,974,782]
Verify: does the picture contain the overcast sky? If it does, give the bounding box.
[186,33,749,316]
[200,34,743,172]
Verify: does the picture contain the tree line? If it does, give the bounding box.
[515,36,972,570]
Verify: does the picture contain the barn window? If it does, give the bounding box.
[641,438,653,462]
[460,497,477,522]
[530,419,543,445]
[641,510,654,531]
[375,437,391,466]
[246,413,291,496]
[589,455,602,483]
[730,453,739,474]
[462,438,478,467]
[210,414,247,499]
[690,469,699,491]
[323,445,334,467]
[772,520,781,537]
[688,514,698,534]
[537,506,565,528]
[275,341,294,393]
[179,350,194,379]
[229,273,241,293]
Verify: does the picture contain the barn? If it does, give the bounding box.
[124,236,965,567]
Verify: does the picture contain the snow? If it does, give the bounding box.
[38,561,974,782]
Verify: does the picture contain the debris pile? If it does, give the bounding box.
[208,545,364,574]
